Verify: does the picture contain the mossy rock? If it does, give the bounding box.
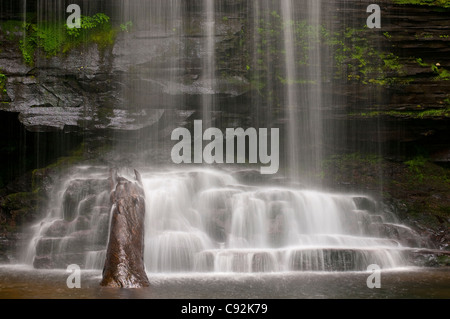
[1,192,38,211]
[436,255,450,266]
[392,0,450,9]
[0,192,41,231]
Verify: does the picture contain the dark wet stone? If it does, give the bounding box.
[73,216,91,231]
[33,255,54,269]
[62,179,109,222]
[35,238,62,256]
[368,223,427,247]
[44,220,69,237]
[353,197,377,213]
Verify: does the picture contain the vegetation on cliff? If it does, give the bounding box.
[0,13,132,65]
[331,27,406,86]
[0,2,448,261]
[0,72,7,101]
[392,0,450,8]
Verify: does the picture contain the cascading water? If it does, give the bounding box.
[141,168,415,273]
[20,1,431,275]
[281,0,325,183]
[24,166,426,273]
[280,0,300,181]
[202,0,215,125]
[23,167,112,269]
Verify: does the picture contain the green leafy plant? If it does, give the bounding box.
[66,13,111,38]
[0,13,133,65]
[417,58,450,80]
[0,72,7,96]
[0,20,23,40]
[120,21,133,33]
[416,57,429,67]
[434,66,450,80]
[18,22,38,65]
[332,27,405,85]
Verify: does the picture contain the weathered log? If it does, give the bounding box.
[100,169,150,288]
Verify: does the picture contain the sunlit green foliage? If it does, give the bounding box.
[0,13,131,65]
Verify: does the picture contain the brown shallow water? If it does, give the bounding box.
[0,265,449,299]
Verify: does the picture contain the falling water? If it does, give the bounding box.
[23,166,427,273]
[281,0,325,183]
[23,167,112,269]
[280,0,300,181]
[18,1,431,275]
[202,0,216,126]
[140,168,425,273]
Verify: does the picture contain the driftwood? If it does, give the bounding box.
[100,169,150,288]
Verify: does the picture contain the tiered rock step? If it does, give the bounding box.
[404,248,450,267]
[32,177,111,269]
[194,245,412,273]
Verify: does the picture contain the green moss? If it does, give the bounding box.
[436,255,450,266]
[0,191,41,231]
[416,58,429,67]
[436,67,450,80]
[47,150,84,170]
[353,108,450,118]
[0,20,23,41]
[120,21,133,33]
[19,28,37,65]
[332,27,406,86]
[392,0,450,8]
[0,13,131,65]
[1,192,38,211]
[416,58,450,80]
[63,13,119,51]
[405,156,428,182]
[0,72,7,98]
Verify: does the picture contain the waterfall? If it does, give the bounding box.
[22,167,113,269]
[23,166,426,273]
[18,1,431,275]
[140,168,418,273]
[281,0,325,182]
[202,0,216,125]
[280,0,300,181]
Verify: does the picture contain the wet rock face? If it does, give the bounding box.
[31,175,112,270]
[62,179,110,222]
[101,170,149,288]
[0,1,448,160]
